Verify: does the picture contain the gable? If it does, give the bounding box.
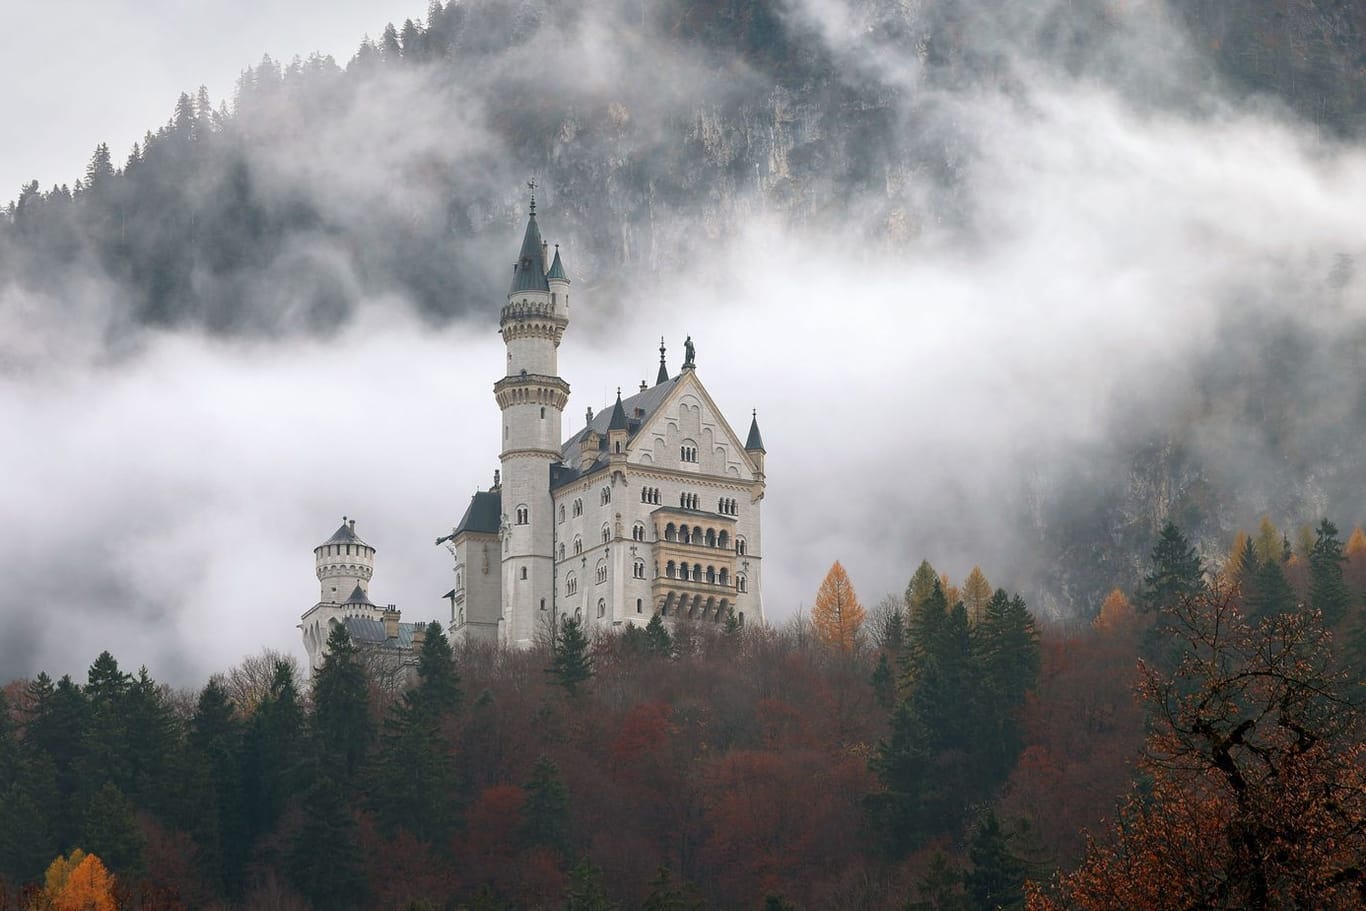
[631,372,757,479]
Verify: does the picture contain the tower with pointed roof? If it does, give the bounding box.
[301,517,425,674]
[443,197,766,648]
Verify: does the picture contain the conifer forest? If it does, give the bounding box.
[5,1,1366,909]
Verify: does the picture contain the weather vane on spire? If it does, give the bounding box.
[528,178,537,214]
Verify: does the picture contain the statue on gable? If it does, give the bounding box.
[683,335,695,368]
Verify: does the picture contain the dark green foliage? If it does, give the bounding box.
[288,778,367,911]
[121,667,178,816]
[185,678,247,891]
[760,896,797,911]
[641,867,704,911]
[1309,519,1350,626]
[548,617,594,696]
[963,810,1035,911]
[81,782,145,878]
[521,756,570,857]
[562,861,617,911]
[646,612,675,657]
[22,673,87,846]
[312,623,374,781]
[871,653,894,710]
[974,590,1041,779]
[1247,554,1296,620]
[371,624,460,843]
[242,660,305,841]
[1137,522,1205,615]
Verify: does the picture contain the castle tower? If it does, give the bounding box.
[315,516,375,603]
[493,192,571,646]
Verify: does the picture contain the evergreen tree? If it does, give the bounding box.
[905,560,940,618]
[84,143,114,195]
[548,617,594,696]
[1309,519,1350,626]
[521,756,570,857]
[242,660,305,841]
[186,678,247,891]
[974,590,1041,779]
[1137,522,1205,615]
[641,866,703,911]
[1247,554,1296,620]
[24,674,87,846]
[288,778,367,911]
[121,667,178,816]
[83,652,131,796]
[312,623,374,781]
[963,810,1033,911]
[645,612,674,657]
[871,653,894,710]
[962,566,993,625]
[563,860,617,911]
[372,624,460,843]
[80,782,144,878]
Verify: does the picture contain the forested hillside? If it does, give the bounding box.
[2,528,1364,909]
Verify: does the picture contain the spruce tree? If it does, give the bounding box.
[1309,519,1350,626]
[521,756,570,857]
[563,860,617,911]
[311,623,374,781]
[1247,556,1296,620]
[963,809,1033,911]
[186,678,247,891]
[548,617,594,696]
[242,660,305,841]
[288,778,367,911]
[80,782,144,878]
[645,612,674,657]
[1137,521,1205,615]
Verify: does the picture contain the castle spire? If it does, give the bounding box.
[656,337,669,385]
[745,409,765,452]
[509,185,550,294]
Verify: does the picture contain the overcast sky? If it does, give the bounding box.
[1,0,423,199]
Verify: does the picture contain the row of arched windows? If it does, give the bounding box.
[641,486,661,504]
[601,486,611,505]
[566,573,578,595]
[680,445,698,463]
[664,561,735,587]
[663,523,740,551]
[679,492,699,510]
[718,497,738,516]
[632,523,646,542]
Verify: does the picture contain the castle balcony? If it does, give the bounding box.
[652,579,735,623]
[493,373,571,410]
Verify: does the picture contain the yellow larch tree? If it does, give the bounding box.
[940,573,961,611]
[1092,588,1137,636]
[1347,526,1366,559]
[1254,515,1282,564]
[813,561,866,654]
[1223,529,1251,584]
[43,850,117,911]
[962,566,992,625]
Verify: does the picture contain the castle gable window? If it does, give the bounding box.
[596,560,608,584]
[516,505,529,525]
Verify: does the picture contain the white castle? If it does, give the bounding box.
[438,196,767,648]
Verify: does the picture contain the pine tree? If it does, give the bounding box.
[548,617,594,696]
[83,652,132,796]
[80,783,144,878]
[905,560,940,617]
[964,810,1034,911]
[84,143,114,195]
[242,660,304,841]
[1308,519,1350,627]
[1137,522,1205,615]
[645,612,674,657]
[522,756,571,857]
[1247,554,1296,620]
[871,653,894,709]
[121,667,177,816]
[288,778,367,911]
[812,560,866,653]
[185,678,246,891]
[312,624,374,780]
[563,860,617,911]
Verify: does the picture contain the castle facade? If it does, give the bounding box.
[440,200,767,648]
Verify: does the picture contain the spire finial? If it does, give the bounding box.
[616,386,622,398]
[656,337,669,385]
[527,178,537,215]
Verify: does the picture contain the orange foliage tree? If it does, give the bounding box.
[812,561,866,653]
[1029,585,1366,910]
[962,566,993,624]
[1090,589,1137,637]
[43,850,117,911]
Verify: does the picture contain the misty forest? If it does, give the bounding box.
[4,0,1366,909]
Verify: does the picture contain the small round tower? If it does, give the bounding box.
[314,516,376,604]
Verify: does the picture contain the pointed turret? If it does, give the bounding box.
[547,245,569,281]
[656,337,669,385]
[509,209,551,294]
[608,388,629,457]
[745,410,766,477]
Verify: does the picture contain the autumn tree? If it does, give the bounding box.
[962,566,993,625]
[812,561,866,653]
[1091,588,1137,637]
[44,850,117,911]
[1029,585,1366,910]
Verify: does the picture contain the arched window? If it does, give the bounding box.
[737,574,748,593]
[633,559,646,579]
[516,505,529,525]
[719,568,729,586]
[601,524,610,544]
[598,598,606,618]
[573,536,583,555]
[665,523,677,542]
[666,560,676,579]
[706,566,716,583]
[601,487,611,505]
[641,487,649,503]
[521,566,528,580]
[632,522,646,542]
[679,563,689,581]
[718,530,730,549]
[706,529,716,547]
[737,537,747,556]
[573,499,583,517]
[596,560,608,584]
[693,563,703,581]
[680,527,691,545]
[566,573,578,595]
[559,505,565,523]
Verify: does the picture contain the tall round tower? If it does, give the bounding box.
[494,193,570,647]
[314,516,375,604]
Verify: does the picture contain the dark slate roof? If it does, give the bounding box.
[324,520,368,547]
[561,375,680,461]
[547,246,568,281]
[509,213,551,294]
[656,361,669,384]
[608,391,628,431]
[341,616,426,649]
[454,489,501,536]
[746,413,765,451]
[344,584,374,606]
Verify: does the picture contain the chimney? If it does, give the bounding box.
[349,518,356,532]
[382,605,400,640]
[411,624,427,650]
[580,430,600,472]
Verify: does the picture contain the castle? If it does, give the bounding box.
[438,197,767,648]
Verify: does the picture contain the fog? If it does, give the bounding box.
[4,0,1365,684]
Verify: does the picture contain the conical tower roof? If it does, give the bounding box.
[509,210,550,294]
[608,389,629,431]
[745,411,765,452]
[343,584,374,606]
[547,245,569,281]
